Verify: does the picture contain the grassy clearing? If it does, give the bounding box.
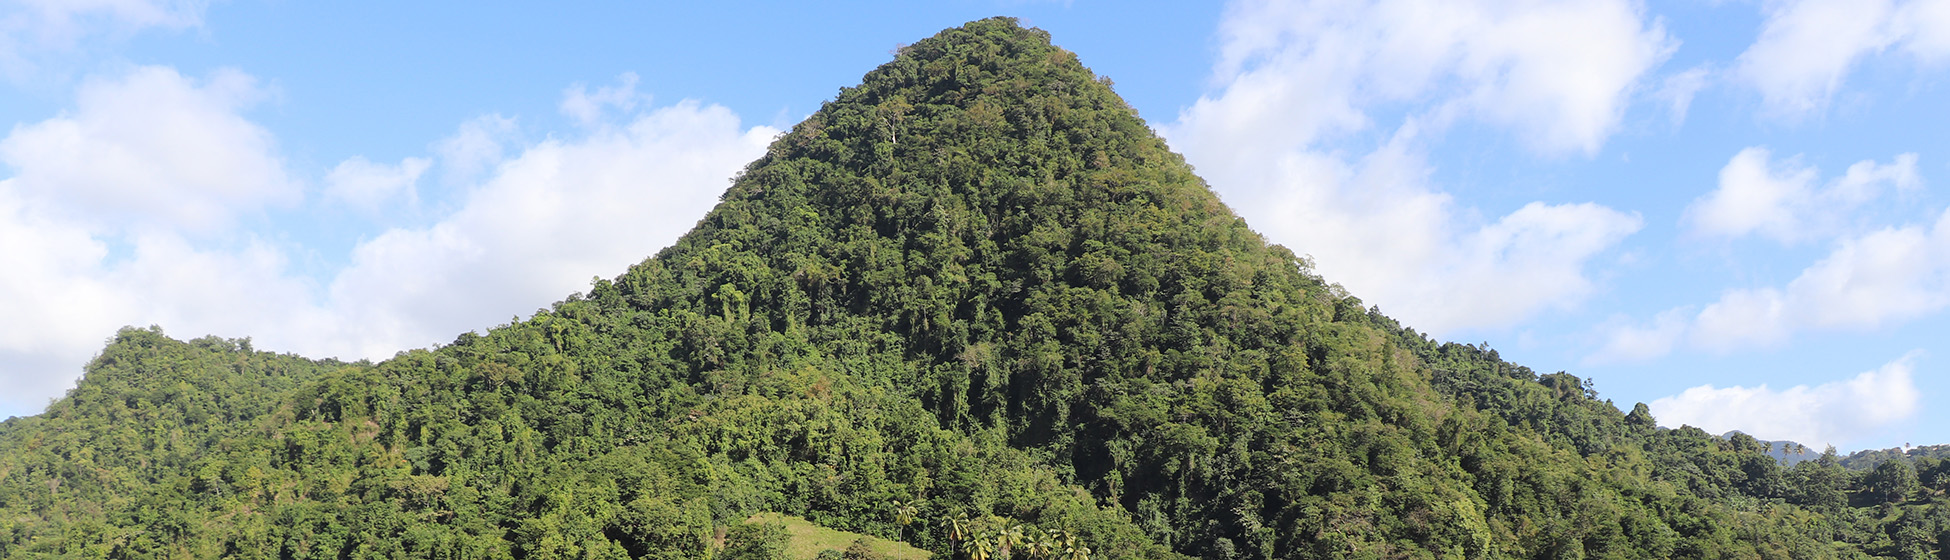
[744,512,932,560]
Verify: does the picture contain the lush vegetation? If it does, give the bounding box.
[734,513,928,560]
[1,17,1946,560]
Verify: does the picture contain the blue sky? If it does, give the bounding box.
[1,0,1946,452]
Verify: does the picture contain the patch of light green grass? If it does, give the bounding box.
[744,512,931,560]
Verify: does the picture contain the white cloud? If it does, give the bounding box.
[1736,0,1896,117]
[0,65,319,413]
[1835,153,1924,200]
[1649,351,1923,449]
[561,72,646,128]
[1598,204,1950,360]
[0,67,773,416]
[6,0,204,38]
[0,180,120,376]
[1170,0,1658,334]
[0,0,206,79]
[1735,0,1950,118]
[434,114,518,185]
[1685,147,1919,243]
[1195,137,1641,334]
[1586,307,1690,364]
[0,180,329,412]
[1690,288,1792,350]
[0,65,296,234]
[1444,200,1644,328]
[1789,223,1950,328]
[105,233,333,346]
[1595,148,1936,363]
[1898,0,1950,60]
[324,155,430,213]
[1189,0,1672,157]
[319,100,776,357]
[1656,66,1711,126]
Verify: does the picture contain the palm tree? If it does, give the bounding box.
[946,515,970,551]
[1052,530,1087,560]
[1022,527,1054,559]
[967,533,997,560]
[996,524,1025,558]
[891,500,918,541]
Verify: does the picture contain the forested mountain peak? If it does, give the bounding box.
[2,17,1947,560]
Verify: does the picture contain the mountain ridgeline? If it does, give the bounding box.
[2,18,1946,560]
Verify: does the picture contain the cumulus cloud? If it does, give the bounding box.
[1685,148,1920,243]
[1586,307,1690,365]
[1690,289,1792,350]
[1900,0,1950,60]
[1695,213,1950,348]
[1599,202,1950,360]
[1186,0,1672,157]
[324,155,430,213]
[561,72,646,128]
[1169,0,1660,334]
[0,0,207,79]
[0,182,121,383]
[0,67,774,416]
[1185,133,1643,333]
[1735,0,1950,118]
[434,114,519,185]
[0,180,329,411]
[0,65,296,234]
[1594,148,1936,362]
[5,0,204,39]
[1649,351,1923,449]
[0,64,313,413]
[320,100,776,358]
[1655,66,1711,126]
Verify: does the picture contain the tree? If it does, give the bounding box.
[843,538,886,560]
[1917,457,1947,494]
[1625,403,1655,431]
[0,16,1908,560]
[1788,453,1850,509]
[724,522,791,560]
[1023,528,1055,559]
[946,515,969,550]
[996,525,1024,558]
[1866,460,1921,505]
[967,533,996,560]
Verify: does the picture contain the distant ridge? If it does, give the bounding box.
[1840,443,1950,470]
[1722,431,1825,466]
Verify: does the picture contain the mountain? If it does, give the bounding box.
[1722,431,1825,467]
[1842,445,1950,471]
[2,17,1947,560]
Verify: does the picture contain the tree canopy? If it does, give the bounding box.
[0,17,1945,560]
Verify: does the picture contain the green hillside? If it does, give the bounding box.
[741,513,929,560]
[1,17,1946,560]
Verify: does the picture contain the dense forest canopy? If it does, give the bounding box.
[1,17,1946,560]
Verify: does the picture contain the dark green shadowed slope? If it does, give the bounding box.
[0,17,1935,560]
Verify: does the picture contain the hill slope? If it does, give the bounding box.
[2,17,1945,560]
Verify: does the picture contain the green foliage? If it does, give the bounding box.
[725,521,791,560]
[1868,462,1924,505]
[0,16,1940,560]
[743,513,927,560]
